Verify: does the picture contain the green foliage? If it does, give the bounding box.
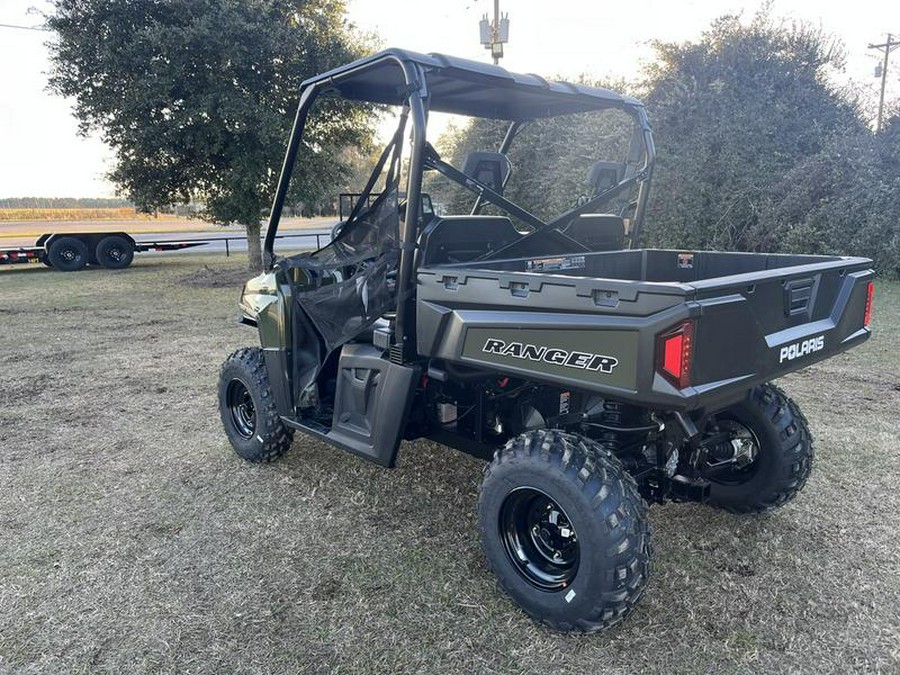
[763,131,900,276]
[643,13,863,251]
[643,13,900,274]
[434,13,899,275]
[46,0,376,268]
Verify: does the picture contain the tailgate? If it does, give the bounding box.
[687,257,873,393]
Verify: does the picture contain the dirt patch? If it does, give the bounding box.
[177,264,254,288]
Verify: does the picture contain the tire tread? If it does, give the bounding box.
[480,429,652,633]
[715,383,814,514]
[219,347,293,463]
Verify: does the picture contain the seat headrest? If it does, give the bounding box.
[461,151,511,193]
[586,161,625,196]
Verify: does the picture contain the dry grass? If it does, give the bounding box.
[0,208,173,222]
[0,257,898,674]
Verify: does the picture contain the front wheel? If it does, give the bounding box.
[478,430,652,633]
[700,383,813,513]
[218,347,293,463]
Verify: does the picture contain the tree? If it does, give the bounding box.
[430,15,900,275]
[643,13,865,252]
[46,0,375,270]
[760,128,900,276]
[641,13,900,274]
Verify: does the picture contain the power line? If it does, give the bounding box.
[0,22,48,32]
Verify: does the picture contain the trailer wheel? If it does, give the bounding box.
[478,429,652,633]
[95,235,134,269]
[218,347,294,463]
[700,383,813,513]
[47,237,89,272]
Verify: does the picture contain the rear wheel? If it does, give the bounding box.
[47,237,88,272]
[478,430,651,633]
[218,347,293,463]
[700,383,813,513]
[95,235,135,269]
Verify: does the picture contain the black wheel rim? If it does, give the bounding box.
[499,487,579,591]
[701,419,761,485]
[62,247,78,262]
[108,246,124,262]
[226,379,256,439]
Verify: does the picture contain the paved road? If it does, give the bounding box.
[133,228,334,256]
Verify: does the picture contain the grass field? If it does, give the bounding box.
[1,256,898,674]
[0,208,174,222]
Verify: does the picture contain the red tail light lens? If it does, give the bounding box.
[864,281,874,328]
[658,320,694,389]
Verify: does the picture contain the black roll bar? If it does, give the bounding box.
[263,53,423,269]
[262,53,427,358]
[263,85,316,268]
[393,64,428,357]
[423,148,547,231]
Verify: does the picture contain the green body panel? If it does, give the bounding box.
[462,327,639,391]
[240,271,288,348]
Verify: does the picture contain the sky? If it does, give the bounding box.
[0,0,897,198]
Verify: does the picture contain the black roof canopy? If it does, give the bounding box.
[302,48,643,120]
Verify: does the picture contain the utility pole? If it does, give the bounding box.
[479,0,509,65]
[868,33,899,133]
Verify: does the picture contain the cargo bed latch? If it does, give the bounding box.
[592,289,619,308]
[509,281,529,298]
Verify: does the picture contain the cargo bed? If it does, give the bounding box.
[416,249,874,411]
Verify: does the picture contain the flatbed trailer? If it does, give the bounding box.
[0,230,333,271]
[0,231,207,271]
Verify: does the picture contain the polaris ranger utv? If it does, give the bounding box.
[218,49,875,632]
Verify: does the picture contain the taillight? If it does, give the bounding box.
[658,320,694,389]
[864,281,874,328]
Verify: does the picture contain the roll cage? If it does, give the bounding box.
[263,48,656,358]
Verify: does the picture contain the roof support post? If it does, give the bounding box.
[264,85,317,269]
[393,63,428,361]
[628,107,655,248]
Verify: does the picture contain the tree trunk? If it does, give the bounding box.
[245,220,263,272]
